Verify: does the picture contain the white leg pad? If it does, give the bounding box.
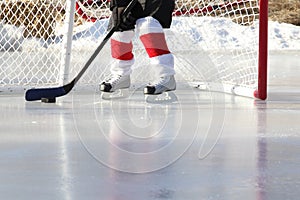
[150,53,175,77]
[111,30,135,43]
[110,59,135,76]
[136,17,164,35]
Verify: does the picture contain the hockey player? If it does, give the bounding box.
[100,0,176,95]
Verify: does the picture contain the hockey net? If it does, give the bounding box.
[0,0,267,99]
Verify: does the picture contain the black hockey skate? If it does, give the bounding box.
[144,75,176,95]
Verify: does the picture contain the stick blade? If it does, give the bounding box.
[25,86,66,101]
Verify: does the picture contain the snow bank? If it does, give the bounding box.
[0,22,24,51]
[1,17,300,51]
[268,22,300,50]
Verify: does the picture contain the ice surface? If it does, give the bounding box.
[0,52,300,199]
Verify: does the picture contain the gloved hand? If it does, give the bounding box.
[112,6,137,31]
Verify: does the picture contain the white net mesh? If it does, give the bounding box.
[0,0,262,95]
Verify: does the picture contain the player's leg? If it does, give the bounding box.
[100,30,135,92]
[136,17,176,95]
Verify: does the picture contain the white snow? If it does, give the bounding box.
[0,17,300,51]
[0,22,24,51]
[268,22,300,50]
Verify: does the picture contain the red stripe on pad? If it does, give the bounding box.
[140,33,170,58]
[111,39,134,60]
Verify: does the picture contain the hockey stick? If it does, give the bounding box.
[25,0,138,102]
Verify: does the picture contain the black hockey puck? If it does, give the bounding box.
[41,97,56,103]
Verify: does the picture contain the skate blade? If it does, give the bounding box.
[101,89,129,100]
[145,91,178,104]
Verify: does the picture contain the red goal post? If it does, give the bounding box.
[257,0,268,100]
[0,0,268,100]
